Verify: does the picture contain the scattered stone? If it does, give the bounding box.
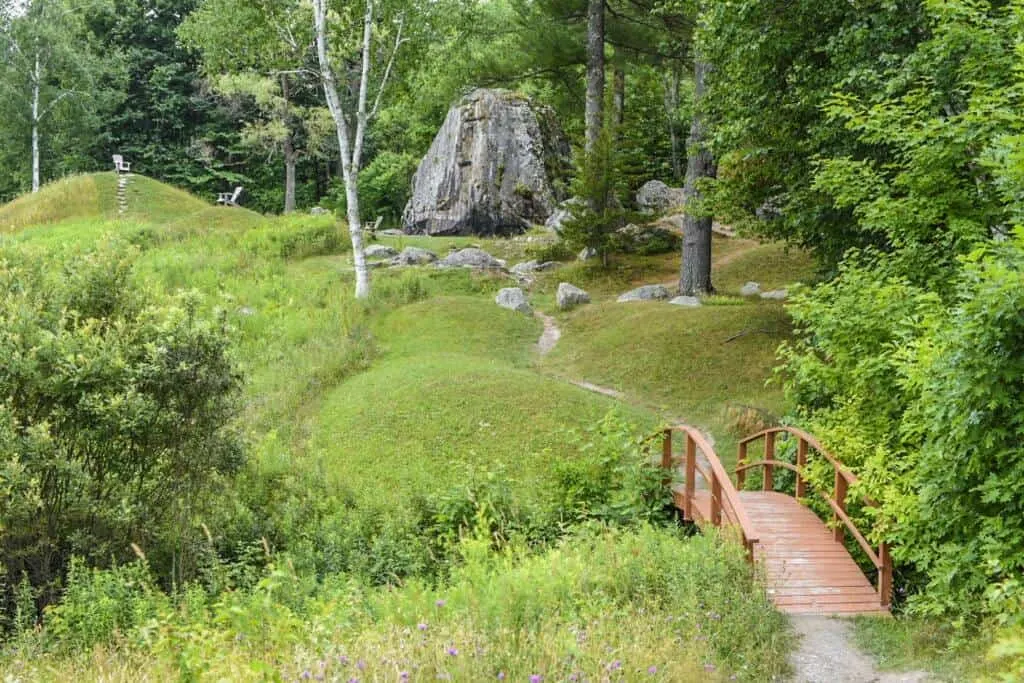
[364,244,398,259]
[389,246,438,266]
[740,281,762,297]
[670,296,702,307]
[436,247,505,270]
[403,89,571,236]
[617,285,671,303]
[379,228,405,236]
[310,207,330,216]
[579,247,598,261]
[238,306,256,316]
[636,180,686,213]
[511,260,561,276]
[557,283,591,310]
[761,289,788,301]
[495,287,533,315]
[537,261,560,271]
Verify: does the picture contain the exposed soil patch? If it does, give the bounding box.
[790,616,931,683]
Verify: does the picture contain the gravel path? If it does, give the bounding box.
[790,616,930,683]
[535,312,561,356]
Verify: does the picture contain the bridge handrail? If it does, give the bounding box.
[736,426,892,607]
[661,425,759,556]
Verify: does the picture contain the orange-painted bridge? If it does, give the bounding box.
[661,426,892,616]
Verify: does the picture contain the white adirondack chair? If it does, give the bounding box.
[217,187,243,206]
[112,154,131,174]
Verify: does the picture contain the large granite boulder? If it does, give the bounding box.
[557,283,591,310]
[617,285,671,303]
[403,89,570,236]
[389,246,438,266]
[636,180,686,213]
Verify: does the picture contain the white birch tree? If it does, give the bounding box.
[0,0,117,193]
[312,0,404,299]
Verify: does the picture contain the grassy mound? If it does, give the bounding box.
[0,174,117,231]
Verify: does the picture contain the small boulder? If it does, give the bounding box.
[740,281,762,297]
[379,228,405,236]
[669,296,702,307]
[617,285,671,303]
[364,244,398,259]
[495,288,533,315]
[437,247,505,270]
[760,289,788,301]
[636,180,686,213]
[578,246,598,261]
[511,260,540,276]
[557,282,591,310]
[389,246,438,266]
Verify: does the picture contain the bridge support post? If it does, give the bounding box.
[763,431,775,491]
[661,429,673,488]
[736,442,747,489]
[685,434,696,521]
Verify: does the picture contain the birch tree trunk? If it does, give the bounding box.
[283,136,297,214]
[679,57,715,296]
[31,54,41,193]
[613,62,625,129]
[312,0,370,299]
[584,0,604,153]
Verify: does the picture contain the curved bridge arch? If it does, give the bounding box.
[660,425,892,616]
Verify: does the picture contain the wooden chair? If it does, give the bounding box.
[217,186,243,207]
[112,154,131,174]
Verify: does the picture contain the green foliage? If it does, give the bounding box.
[0,241,244,618]
[345,151,420,228]
[241,214,347,260]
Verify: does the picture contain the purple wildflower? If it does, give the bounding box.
[496,673,506,680]
[648,666,658,674]
[436,599,447,608]
[530,675,543,683]
[568,675,578,682]
[399,672,410,681]
[609,660,622,671]
[338,656,350,666]
[357,659,367,670]
[301,672,312,680]
[418,623,428,631]
[703,663,716,673]
[446,646,458,656]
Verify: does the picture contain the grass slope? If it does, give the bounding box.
[0,174,117,231]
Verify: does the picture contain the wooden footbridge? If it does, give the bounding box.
[661,425,892,616]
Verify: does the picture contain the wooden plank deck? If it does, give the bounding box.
[674,487,889,616]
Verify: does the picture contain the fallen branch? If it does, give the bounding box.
[724,328,772,344]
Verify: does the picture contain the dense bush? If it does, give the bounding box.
[0,243,243,622]
[241,214,348,260]
[779,231,1024,623]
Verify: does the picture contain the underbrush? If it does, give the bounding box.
[2,528,792,682]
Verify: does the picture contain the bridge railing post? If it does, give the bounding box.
[661,428,673,488]
[833,469,848,543]
[795,438,807,498]
[711,473,722,526]
[879,542,893,608]
[763,431,775,491]
[736,442,747,489]
[685,434,696,521]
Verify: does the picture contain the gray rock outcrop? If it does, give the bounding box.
[557,283,591,310]
[365,244,398,259]
[670,296,702,307]
[617,285,671,303]
[437,248,505,270]
[761,289,788,301]
[403,89,571,236]
[389,246,438,266]
[579,247,598,261]
[636,180,686,213]
[544,197,585,233]
[495,288,533,315]
[740,282,762,297]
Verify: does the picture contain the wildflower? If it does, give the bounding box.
[446,646,458,656]
[703,663,716,673]
[301,672,312,680]
[530,676,543,683]
[648,666,658,674]
[609,660,622,671]
[418,623,429,631]
[338,656,350,666]
[399,672,410,681]
[568,674,578,682]
[497,673,506,680]
[357,659,367,670]
[436,599,447,608]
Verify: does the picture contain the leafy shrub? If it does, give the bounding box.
[525,238,574,263]
[0,242,244,621]
[242,215,348,260]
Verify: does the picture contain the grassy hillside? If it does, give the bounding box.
[0,177,820,680]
